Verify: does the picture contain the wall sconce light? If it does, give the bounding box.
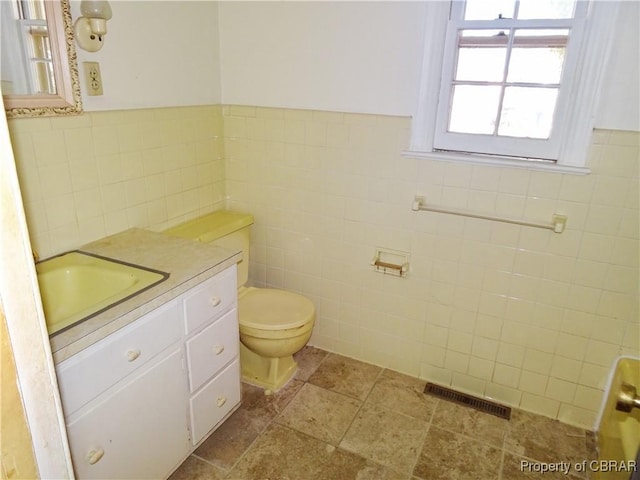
[74,0,112,52]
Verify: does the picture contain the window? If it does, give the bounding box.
[408,0,621,173]
[3,0,56,95]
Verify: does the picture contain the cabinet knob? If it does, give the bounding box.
[87,448,104,465]
[210,296,222,307]
[126,349,141,362]
[216,396,227,408]
[213,344,224,355]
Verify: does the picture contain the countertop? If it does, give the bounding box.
[49,228,241,364]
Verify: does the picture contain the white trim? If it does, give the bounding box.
[410,1,450,152]
[402,149,590,175]
[0,92,74,478]
[558,1,621,167]
[410,0,620,170]
[435,4,585,161]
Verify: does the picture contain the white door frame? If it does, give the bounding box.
[0,93,74,478]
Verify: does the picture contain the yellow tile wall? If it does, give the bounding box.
[7,106,226,259]
[223,105,639,429]
[6,103,638,429]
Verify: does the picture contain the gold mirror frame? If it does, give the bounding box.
[4,0,82,118]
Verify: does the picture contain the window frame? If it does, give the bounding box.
[406,0,621,175]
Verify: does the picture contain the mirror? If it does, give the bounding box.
[2,0,82,118]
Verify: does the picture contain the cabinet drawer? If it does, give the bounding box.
[56,301,182,415]
[186,308,239,392]
[183,265,237,334]
[190,359,240,445]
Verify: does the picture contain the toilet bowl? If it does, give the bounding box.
[164,211,316,391]
[238,287,315,390]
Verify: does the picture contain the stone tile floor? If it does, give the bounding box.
[169,347,597,480]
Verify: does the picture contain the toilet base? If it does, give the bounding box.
[240,343,298,392]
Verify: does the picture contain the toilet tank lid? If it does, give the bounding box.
[164,211,254,242]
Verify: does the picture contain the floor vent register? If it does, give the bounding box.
[423,383,512,420]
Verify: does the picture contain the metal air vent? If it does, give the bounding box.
[424,383,511,420]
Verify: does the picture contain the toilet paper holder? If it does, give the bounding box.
[371,248,410,277]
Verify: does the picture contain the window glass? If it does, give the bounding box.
[464,0,516,20]
[507,30,568,84]
[508,47,565,84]
[18,0,46,20]
[446,21,570,141]
[449,85,501,134]
[498,87,558,138]
[518,0,576,19]
[456,46,507,82]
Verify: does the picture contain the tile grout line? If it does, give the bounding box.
[220,348,337,477]
[176,347,599,479]
[335,366,439,479]
[324,353,381,449]
[406,397,440,480]
[219,378,309,479]
[189,452,229,477]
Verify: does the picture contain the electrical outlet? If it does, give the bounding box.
[83,61,103,96]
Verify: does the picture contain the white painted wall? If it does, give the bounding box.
[219,1,639,131]
[596,1,640,131]
[67,0,637,130]
[73,0,222,111]
[218,1,426,116]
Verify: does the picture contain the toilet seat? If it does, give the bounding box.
[239,288,315,330]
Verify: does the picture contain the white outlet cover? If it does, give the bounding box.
[83,62,103,96]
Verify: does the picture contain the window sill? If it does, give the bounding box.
[402,149,590,175]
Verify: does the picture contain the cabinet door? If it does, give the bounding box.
[66,348,189,480]
[57,300,182,416]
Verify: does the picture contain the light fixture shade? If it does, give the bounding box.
[80,0,112,20]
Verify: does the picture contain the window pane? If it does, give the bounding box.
[450,85,501,135]
[23,0,47,20]
[518,0,576,19]
[34,62,55,94]
[507,47,566,84]
[456,47,507,82]
[498,87,558,138]
[514,29,569,39]
[464,0,515,20]
[460,29,508,39]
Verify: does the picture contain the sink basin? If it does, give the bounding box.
[36,251,169,335]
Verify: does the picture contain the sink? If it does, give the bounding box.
[36,251,169,335]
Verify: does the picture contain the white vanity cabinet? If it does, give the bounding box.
[55,264,240,479]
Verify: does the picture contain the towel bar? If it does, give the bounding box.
[412,195,567,233]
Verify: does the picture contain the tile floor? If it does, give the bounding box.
[169,347,597,480]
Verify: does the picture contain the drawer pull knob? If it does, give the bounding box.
[87,448,104,465]
[213,344,225,355]
[126,349,141,362]
[210,296,222,307]
[216,396,227,408]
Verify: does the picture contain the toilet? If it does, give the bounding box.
[165,211,315,391]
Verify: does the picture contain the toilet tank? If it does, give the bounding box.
[164,211,254,288]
